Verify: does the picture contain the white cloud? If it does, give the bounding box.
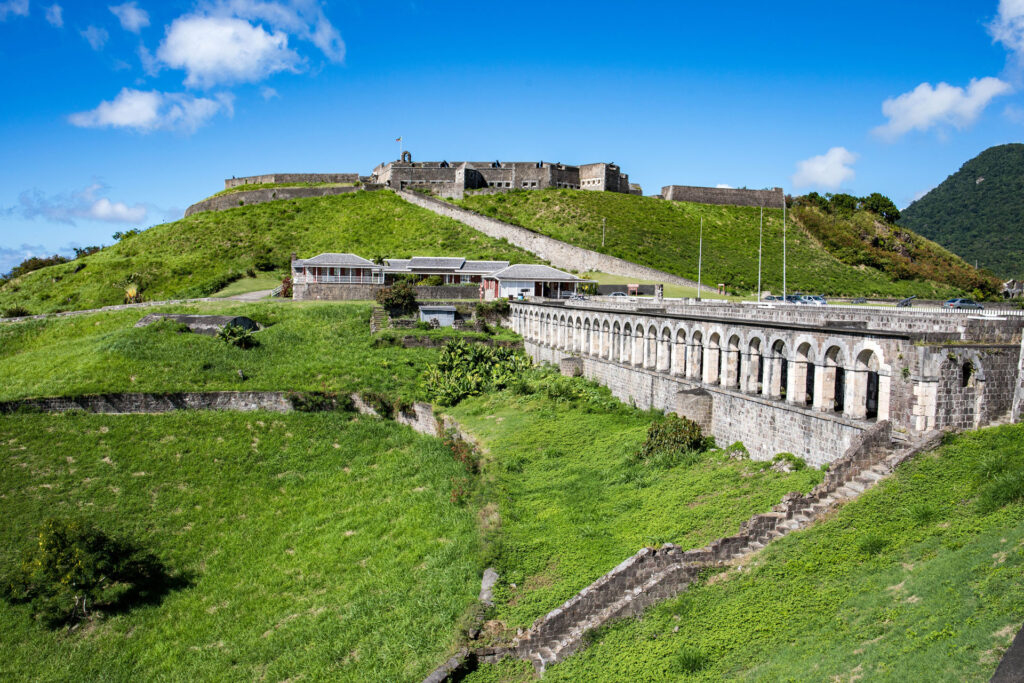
[792,147,858,190]
[873,78,1013,141]
[206,0,345,62]
[16,183,147,225]
[110,1,150,33]
[45,4,63,27]
[990,0,1024,57]
[138,43,162,76]
[260,85,278,99]
[68,87,233,133]
[0,0,28,21]
[81,25,110,50]
[715,184,733,189]
[157,15,300,87]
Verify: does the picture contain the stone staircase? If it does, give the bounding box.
[505,422,943,674]
[369,307,388,332]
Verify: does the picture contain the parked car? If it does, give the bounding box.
[799,295,827,306]
[852,297,868,304]
[609,291,629,298]
[943,298,984,310]
[784,294,803,304]
[762,295,781,301]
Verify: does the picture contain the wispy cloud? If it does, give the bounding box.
[0,0,28,21]
[14,183,147,225]
[792,147,858,190]
[109,1,150,33]
[873,78,1012,141]
[69,88,234,133]
[990,0,1024,61]
[81,25,110,51]
[45,4,63,28]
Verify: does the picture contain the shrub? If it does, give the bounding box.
[358,390,394,419]
[475,299,510,320]
[634,414,708,466]
[217,323,258,349]
[443,429,480,475]
[415,320,433,331]
[420,275,443,287]
[124,285,142,304]
[280,276,293,298]
[253,255,277,271]
[771,452,807,471]
[672,645,708,674]
[857,533,888,557]
[2,518,174,627]
[3,305,31,318]
[421,340,530,406]
[375,280,417,313]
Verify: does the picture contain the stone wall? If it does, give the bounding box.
[224,173,360,189]
[0,392,293,415]
[661,185,785,209]
[395,189,711,291]
[292,283,480,301]
[1014,337,1024,423]
[185,185,383,216]
[526,341,866,465]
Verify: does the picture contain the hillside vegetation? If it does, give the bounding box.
[467,424,1024,682]
[457,189,995,297]
[901,143,1024,279]
[0,411,483,681]
[0,191,538,315]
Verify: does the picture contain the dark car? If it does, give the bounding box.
[943,298,984,310]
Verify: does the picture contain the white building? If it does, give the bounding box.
[482,264,591,300]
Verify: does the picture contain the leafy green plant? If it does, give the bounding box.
[359,390,395,418]
[3,305,31,318]
[422,340,530,406]
[772,452,808,471]
[286,391,354,413]
[633,414,709,467]
[857,532,888,556]
[2,518,177,627]
[375,280,417,313]
[216,323,258,349]
[672,645,709,673]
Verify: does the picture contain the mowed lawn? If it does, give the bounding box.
[445,375,822,633]
[0,301,439,402]
[0,411,482,682]
[465,424,1024,682]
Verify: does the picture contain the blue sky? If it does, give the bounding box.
[1,0,1023,273]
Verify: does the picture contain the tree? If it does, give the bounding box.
[375,280,416,312]
[860,192,901,224]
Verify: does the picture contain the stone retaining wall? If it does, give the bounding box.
[395,189,712,292]
[185,185,383,216]
[224,173,360,189]
[0,392,293,415]
[661,185,785,209]
[293,283,480,301]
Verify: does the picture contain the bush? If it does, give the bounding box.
[634,414,708,466]
[217,323,258,349]
[857,532,888,557]
[421,339,530,406]
[420,275,443,287]
[475,299,510,320]
[359,390,395,419]
[375,280,417,313]
[280,276,293,298]
[253,255,277,271]
[771,452,808,471]
[3,305,31,318]
[286,391,354,412]
[672,645,708,673]
[2,519,175,627]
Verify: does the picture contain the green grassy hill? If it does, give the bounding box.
[466,424,1024,682]
[457,189,997,298]
[900,143,1024,280]
[0,191,538,315]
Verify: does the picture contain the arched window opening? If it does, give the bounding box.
[674,329,687,376]
[962,361,975,388]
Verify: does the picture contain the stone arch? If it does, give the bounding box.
[583,319,592,356]
[705,332,722,385]
[645,324,658,369]
[766,339,788,399]
[689,330,704,380]
[745,336,764,394]
[622,322,633,364]
[401,150,412,163]
[632,322,645,367]
[601,320,611,359]
[791,341,816,406]
[819,345,846,413]
[724,333,742,389]
[658,325,673,373]
[613,320,623,362]
[849,348,881,420]
[673,327,687,376]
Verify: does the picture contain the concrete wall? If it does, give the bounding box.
[662,185,785,209]
[185,185,383,216]
[527,340,863,465]
[224,173,359,189]
[292,283,480,301]
[396,189,710,291]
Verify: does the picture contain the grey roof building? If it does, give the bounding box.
[292,253,378,268]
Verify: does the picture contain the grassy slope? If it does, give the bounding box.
[467,425,1024,682]
[446,375,822,632]
[458,190,989,297]
[209,182,356,198]
[0,301,447,402]
[0,411,482,682]
[0,190,539,315]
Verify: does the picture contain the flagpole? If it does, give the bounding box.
[757,206,763,303]
[782,194,787,302]
[697,216,703,302]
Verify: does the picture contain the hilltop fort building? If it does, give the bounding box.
[371,156,636,198]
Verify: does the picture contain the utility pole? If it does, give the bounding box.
[782,195,787,301]
[602,217,606,248]
[697,216,703,301]
[757,207,763,303]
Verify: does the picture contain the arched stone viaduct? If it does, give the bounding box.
[510,300,1024,465]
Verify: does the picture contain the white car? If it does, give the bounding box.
[799,295,827,306]
[609,292,629,298]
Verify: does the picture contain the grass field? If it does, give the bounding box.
[458,190,992,298]
[211,273,283,297]
[465,424,1024,682]
[445,371,822,633]
[0,190,540,315]
[0,301,449,402]
[0,411,483,681]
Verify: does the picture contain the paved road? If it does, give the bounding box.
[224,288,275,302]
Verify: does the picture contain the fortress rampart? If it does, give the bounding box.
[662,184,784,208]
[184,184,382,216]
[224,173,361,189]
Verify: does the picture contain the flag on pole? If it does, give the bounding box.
[395,137,402,142]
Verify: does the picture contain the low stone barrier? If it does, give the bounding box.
[184,185,383,216]
[0,392,293,415]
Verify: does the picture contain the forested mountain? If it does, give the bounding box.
[900,143,1024,279]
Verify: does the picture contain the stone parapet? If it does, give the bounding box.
[185,185,383,216]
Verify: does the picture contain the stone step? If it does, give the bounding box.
[845,480,866,493]
[858,470,883,482]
